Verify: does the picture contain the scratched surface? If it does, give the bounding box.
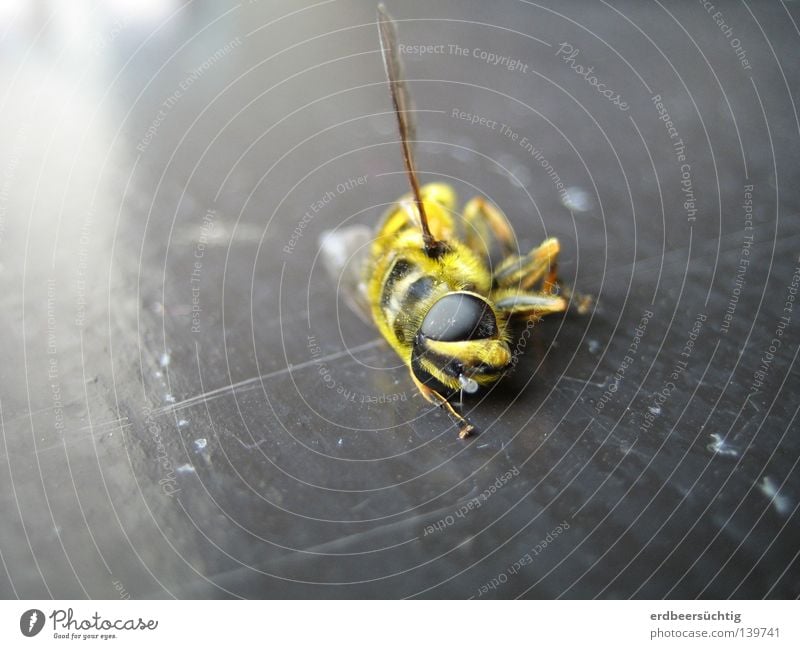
[0,0,798,599]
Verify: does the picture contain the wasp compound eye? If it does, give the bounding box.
[420,293,497,341]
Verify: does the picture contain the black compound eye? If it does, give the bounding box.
[420,293,497,341]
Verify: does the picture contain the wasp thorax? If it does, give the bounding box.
[420,292,498,341]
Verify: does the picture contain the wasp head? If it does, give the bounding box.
[411,292,511,394]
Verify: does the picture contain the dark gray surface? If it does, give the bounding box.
[0,0,798,599]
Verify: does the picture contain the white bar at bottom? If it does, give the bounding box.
[1,600,796,648]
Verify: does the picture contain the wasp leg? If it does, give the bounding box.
[493,237,560,292]
[462,197,518,260]
[560,284,594,315]
[492,289,567,320]
[410,370,475,438]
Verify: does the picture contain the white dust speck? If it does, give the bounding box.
[758,476,791,516]
[159,352,171,368]
[164,394,175,403]
[648,405,661,416]
[177,419,189,427]
[337,438,344,447]
[561,187,592,213]
[706,433,738,457]
[587,339,601,354]
[194,438,207,451]
[176,463,195,474]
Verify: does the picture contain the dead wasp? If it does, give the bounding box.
[321,5,589,438]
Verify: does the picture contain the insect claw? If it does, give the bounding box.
[458,423,475,439]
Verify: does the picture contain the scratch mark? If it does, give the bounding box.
[559,375,607,389]
[78,417,130,433]
[234,435,268,450]
[153,338,383,416]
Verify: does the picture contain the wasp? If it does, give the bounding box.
[321,5,589,438]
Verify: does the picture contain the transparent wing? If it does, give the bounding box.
[377,3,416,147]
[377,3,441,256]
[318,226,374,324]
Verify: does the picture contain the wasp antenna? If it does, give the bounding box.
[377,4,440,257]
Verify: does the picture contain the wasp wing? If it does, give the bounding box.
[377,4,416,147]
[377,4,442,255]
[318,226,374,324]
